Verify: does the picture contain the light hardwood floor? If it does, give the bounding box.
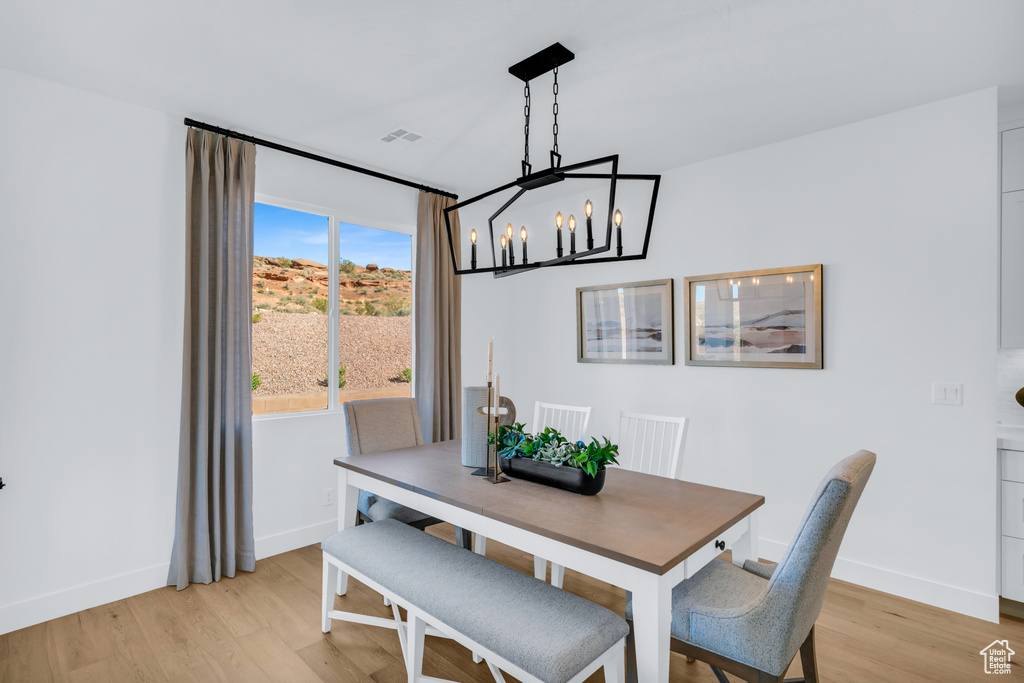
[1,524,1021,682]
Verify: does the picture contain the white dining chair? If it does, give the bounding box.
[547,411,690,589]
[532,401,592,589]
[615,411,689,480]
[533,401,592,443]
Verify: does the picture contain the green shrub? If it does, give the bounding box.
[251,372,262,391]
[339,308,353,316]
[257,279,266,288]
[339,259,356,275]
[326,365,347,388]
[312,297,328,314]
[292,296,309,306]
[252,313,262,324]
[278,257,292,268]
[383,296,403,313]
[363,301,377,316]
[398,367,411,383]
[374,286,387,293]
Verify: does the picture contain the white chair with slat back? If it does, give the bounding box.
[615,411,689,480]
[532,401,592,589]
[532,401,592,443]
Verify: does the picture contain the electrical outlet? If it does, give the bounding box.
[932,382,963,406]
[323,488,335,506]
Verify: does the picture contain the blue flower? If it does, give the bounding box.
[576,441,585,449]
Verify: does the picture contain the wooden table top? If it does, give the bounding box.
[334,440,764,575]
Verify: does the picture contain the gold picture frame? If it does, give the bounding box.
[576,279,674,365]
[683,264,823,369]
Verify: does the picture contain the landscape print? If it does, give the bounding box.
[686,265,822,368]
[577,279,674,365]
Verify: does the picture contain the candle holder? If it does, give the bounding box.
[473,382,510,484]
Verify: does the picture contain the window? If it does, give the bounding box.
[251,199,413,416]
[338,222,413,399]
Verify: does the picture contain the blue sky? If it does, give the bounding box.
[254,203,412,270]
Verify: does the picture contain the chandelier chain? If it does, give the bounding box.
[523,81,531,168]
[552,67,559,155]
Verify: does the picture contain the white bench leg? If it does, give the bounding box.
[605,643,625,683]
[406,612,427,683]
[485,660,507,683]
[533,555,547,581]
[322,556,338,633]
[392,602,407,655]
[475,534,487,556]
[551,563,565,588]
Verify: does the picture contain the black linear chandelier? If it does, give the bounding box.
[444,43,661,278]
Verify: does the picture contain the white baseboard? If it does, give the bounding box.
[255,519,337,560]
[0,562,170,636]
[0,519,338,636]
[758,538,1000,623]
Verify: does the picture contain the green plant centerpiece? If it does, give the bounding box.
[488,423,619,495]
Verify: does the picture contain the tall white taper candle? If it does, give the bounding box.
[487,337,493,382]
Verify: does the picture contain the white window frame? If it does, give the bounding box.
[252,193,416,420]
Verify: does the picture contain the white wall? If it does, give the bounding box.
[0,67,424,635]
[463,89,1001,620]
[0,66,184,634]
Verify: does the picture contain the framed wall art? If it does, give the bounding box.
[683,264,823,369]
[576,279,674,365]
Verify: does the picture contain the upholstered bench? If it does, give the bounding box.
[321,519,627,683]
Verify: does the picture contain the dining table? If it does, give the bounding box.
[334,439,763,683]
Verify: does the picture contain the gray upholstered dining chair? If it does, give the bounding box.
[625,449,876,683]
[344,397,471,549]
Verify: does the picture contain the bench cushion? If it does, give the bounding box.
[322,519,628,683]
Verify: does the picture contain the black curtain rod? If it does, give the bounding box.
[183,118,458,200]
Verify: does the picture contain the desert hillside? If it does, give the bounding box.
[251,257,412,394]
[252,256,411,316]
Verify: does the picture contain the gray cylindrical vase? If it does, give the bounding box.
[462,386,490,467]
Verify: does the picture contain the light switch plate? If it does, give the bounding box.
[932,382,963,406]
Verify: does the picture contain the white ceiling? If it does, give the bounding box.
[2,0,1023,197]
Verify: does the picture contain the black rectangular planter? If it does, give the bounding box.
[498,456,606,495]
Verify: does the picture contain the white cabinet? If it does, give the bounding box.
[1002,447,1024,602]
[1002,191,1024,348]
[1001,127,1024,348]
[1003,536,1024,602]
[1005,127,1024,193]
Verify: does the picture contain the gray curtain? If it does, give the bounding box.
[168,129,257,590]
[413,191,462,442]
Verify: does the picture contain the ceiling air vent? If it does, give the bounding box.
[380,127,428,145]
